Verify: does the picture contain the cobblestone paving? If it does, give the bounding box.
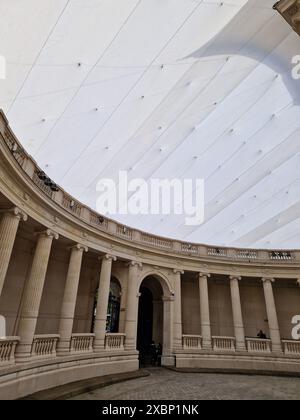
[71,368,300,400]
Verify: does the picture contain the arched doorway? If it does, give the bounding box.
[137,275,172,367]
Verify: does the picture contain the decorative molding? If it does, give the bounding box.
[173,269,184,275]
[0,206,28,222]
[35,229,59,240]
[99,254,117,262]
[69,244,89,253]
[261,277,275,284]
[229,275,242,281]
[199,272,211,278]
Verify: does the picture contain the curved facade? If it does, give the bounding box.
[0,110,300,399]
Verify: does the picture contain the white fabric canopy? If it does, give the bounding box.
[0,0,299,248]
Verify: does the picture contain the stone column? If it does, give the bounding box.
[173,269,184,350]
[229,275,246,351]
[57,244,88,355]
[199,272,212,349]
[262,278,282,352]
[124,261,142,351]
[118,289,127,333]
[0,207,27,297]
[161,295,174,366]
[15,229,59,362]
[93,254,116,351]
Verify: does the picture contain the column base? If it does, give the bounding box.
[272,344,283,353]
[161,355,175,367]
[202,341,212,350]
[236,342,246,352]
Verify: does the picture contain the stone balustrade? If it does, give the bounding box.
[140,233,172,249]
[236,250,258,259]
[181,243,198,254]
[182,335,203,349]
[282,340,300,355]
[31,335,60,359]
[70,334,95,353]
[246,338,272,353]
[207,248,227,257]
[0,337,19,364]
[105,333,126,350]
[116,225,133,239]
[212,336,236,352]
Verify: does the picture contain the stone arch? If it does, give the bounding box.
[137,271,175,366]
[137,269,173,298]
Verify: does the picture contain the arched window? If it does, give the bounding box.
[91,278,121,333]
[107,278,121,333]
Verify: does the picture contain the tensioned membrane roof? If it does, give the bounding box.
[0,0,300,249]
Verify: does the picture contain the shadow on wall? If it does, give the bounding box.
[185,0,299,104]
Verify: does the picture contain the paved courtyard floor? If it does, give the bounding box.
[70,368,300,400]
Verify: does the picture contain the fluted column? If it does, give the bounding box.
[93,254,116,351]
[124,261,142,351]
[57,244,88,355]
[262,278,282,352]
[0,207,27,297]
[199,272,212,349]
[15,229,59,362]
[173,269,184,350]
[229,275,246,351]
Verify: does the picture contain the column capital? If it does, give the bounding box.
[230,275,242,281]
[162,295,174,302]
[127,260,143,269]
[35,229,59,240]
[262,277,275,284]
[199,272,210,279]
[98,254,117,262]
[69,244,88,253]
[1,206,28,222]
[173,269,184,275]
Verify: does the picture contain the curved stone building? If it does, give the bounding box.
[0,109,300,399]
[0,0,300,400]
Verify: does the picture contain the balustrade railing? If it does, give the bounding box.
[62,194,82,216]
[105,333,125,350]
[207,247,227,257]
[33,171,54,198]
[31,335,59,358]
[116,225,133,239]
[282,340,300,355]
[0,337,19,364]
[212,336,236,352]
[246,338,272,353]
[236,250,258,259]
[269,251,294,260]
[70,334,95,353]
[140,233,172,249]
[182,335,202,349]
[90,212,108,230]
[181,243,198,254]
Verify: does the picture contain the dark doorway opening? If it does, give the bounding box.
[137,286,153,355]
[137,279,164,368]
